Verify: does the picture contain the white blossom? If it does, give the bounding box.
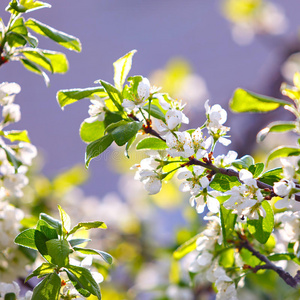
[85,95,106,123]
[15,142,37,165]
[2,103,21,123]
[274,179,296,209]
[214,151,238,168]
[166,131,194,158]
[0,82,21,106]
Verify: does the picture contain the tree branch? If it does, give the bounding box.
[143,128,300,202]
[238,234,300,288]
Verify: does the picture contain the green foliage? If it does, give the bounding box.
[247,201,274,244]
[257,121,296,142]
[210,173,241,192]
[248,163,264,178]
[80,121,105,143]
[232,155,255,170]
[0,130,30,143]
[14,207,110,299]
[259,168,283,185]
[57,87,106,109]
[267,146,300,165]
[230,88,292,113]
[25,18,81,52]
[136,137,168,150]
[113,49,136,91]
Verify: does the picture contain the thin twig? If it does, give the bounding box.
[238,234,300,288]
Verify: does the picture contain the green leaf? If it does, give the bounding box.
[26,18,81,52]
[104,111,123,128]
[58,205,71,234]
[99,80,123,112]
[20,58,50,86]
[22,50,68,73]
[4,293,16,300]
[220,204,237,246]
[143,104,166,121]
[7,17,28,47]
[57,87,106,109]
[247,201,274,244]
[69,221,107,236]
[19,245,38,262]
[25,263,56,282]
[85,134,113,167]
[80,121,105,143]
[240,248,261,267]
[136,137,168,150]
[111,121,143,146]
[40,213,62,235]
[232,155,254,170]
[219,248,235,268]
[7,0,51,13]
[113,49,136,91]
[230,88,292,113]
[73,247,113,265]
[105,120,129,133]
[125,134,136,158]
[173,234,200,260]
[268,253,300,265]
[31,273,61,300]
[248,163,264,178]
[259,168,283,185]
[69,238,91,247]
[36,219,58,240]
[0,145,22,171]
[1,130,30,143]
[46,239,72,268]
[65,270,91,297]
[65,265,101,299]
[15,229,38,250]
[209,173,241,192]
[267,146,300,165]
[257,121,296,142]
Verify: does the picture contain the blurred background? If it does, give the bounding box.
[2,1,300,299]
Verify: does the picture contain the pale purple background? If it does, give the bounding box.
[1,0,299,197]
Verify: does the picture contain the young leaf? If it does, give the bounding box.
[248,163,264,178]
[259,168,283,186]
[68,221,107,236]
[22,50,68,73]
[65,265,101,299]
[25,263,56,282]
[124,134,136,158]
[69,238,91,247]
[2,130,30,143]
[257,121,296,142]
[15,228,38,250]
[25,18,81,52]
[0,145,22,171]
[209,173,241,192]
[7,0,51,14]
[220,205,237,246]
[111,121,143,146]
[46,239,72,268]
[40,213,62,235]
[57,87,106,109]
[73,247,113,265]
[143,104,166,121]
[85,134,113,167]
[232,155,254,170]
[267,146,300,165]
[104,111,123,128]
[99,80,123,112]
[247,201,274,244]
[136,137,168,150]
[230,88,292,113]
[36,219,58,240]
[173,233,201,260]
[58,205,71,234]
[113,49,137,91]
[80,121,105,143]
[20,58,50,86]
[65,270,91,297]
[31,273,61,300]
